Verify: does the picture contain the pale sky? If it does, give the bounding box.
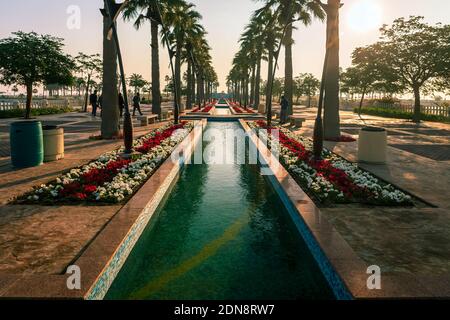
[0,0,449,94]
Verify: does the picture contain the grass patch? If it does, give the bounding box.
[354,106,450,123]
[0,107,74,119]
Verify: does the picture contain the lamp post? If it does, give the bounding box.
[313,50,328,161]
[101,0,133,156]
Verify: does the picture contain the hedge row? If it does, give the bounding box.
[0,107,74,119]
[354,107,450,124]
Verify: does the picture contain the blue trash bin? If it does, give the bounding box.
[10,120,44,168]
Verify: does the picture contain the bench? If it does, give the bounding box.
[161,110,173,120]
[289,116,306,128]
[137,115,158,126]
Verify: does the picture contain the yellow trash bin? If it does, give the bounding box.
[358,127,387,164]
[43,126,64,162]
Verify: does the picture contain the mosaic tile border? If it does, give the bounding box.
[240,119,354,300]
[84,120,206,300]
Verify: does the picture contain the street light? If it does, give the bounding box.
[101,0,133,156]
[313,50,328,161]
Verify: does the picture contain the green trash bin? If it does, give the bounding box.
[10,120,44,168]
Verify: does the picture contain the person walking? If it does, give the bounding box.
[89,90,99,117]
[280,95,289,125]
[132,92,143,116]
[98,94,103,117]
[118,92,125,117]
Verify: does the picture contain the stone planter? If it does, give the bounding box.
[358,127,387,164]
[43,125,64,162]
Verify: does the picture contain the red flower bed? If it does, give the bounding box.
[230,102,255,114]
[136,123,186,153]
[256,121,369,198]
[58,123,187,201]
[59,158,132,200]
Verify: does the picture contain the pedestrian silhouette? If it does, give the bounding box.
[133,92,143,116]
[118,93,125,117]
[89,90,99,117]
[280,96,289,124]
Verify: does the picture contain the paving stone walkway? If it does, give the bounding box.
[283,108,450,296]
[0,110,169,275]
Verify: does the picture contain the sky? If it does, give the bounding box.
[0,0,449,94]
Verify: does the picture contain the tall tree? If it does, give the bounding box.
[123,0,172,118]
[315,0,342,139]
[376,16,450,122]
[260,0,324,115]
[129,73,147,93]
[164,1,203,112]
[100,0,120,139]
[295,73,320,107]
[76,53,102,112]
[0,32,74,119]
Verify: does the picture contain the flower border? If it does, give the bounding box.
[15,122,194,205]
[248,121,413,206]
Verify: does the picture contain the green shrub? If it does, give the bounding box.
[373,97,400,105]
[0,107,74,119]
[354,107,450,123]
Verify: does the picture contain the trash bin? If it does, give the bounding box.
[43,125,64,162]
[358,127,387,164]
[10,120,44,168]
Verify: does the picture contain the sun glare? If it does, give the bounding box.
[347,0,383,33]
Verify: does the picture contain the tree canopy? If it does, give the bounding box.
[0,31,75,118]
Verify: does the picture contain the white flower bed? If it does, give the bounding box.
[248,121,412,205]
[23,122,194,204]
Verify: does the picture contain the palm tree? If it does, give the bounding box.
[123,0,177,118]
[101,0,120,139]
[183,21,209,109]
[128,73,146,93]
[314,0,342,139]
[163,2,204,112]
[259,0,324,115]
[250,6,282,114]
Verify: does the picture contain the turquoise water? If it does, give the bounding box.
[105,122,334,300]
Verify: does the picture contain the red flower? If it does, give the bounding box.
[256,121,372,200]
[84,185,97,194]
[73,193,87,200]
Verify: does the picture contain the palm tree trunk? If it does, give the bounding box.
[191,69,196,106]
[265,50,274,114]
[187,60,192,109]
[196,73,202,106]
[175,43,182,111]
[250,64,256,106]
[323,0,341,139]
[284,24,294,115]
[151,19,161,118]
[101,5,120,139]
[255,54,261,109]
[84,74,91,112]
[25,83,33,119]
[413,85,421,123]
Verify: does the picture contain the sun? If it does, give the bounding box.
[347,0,383,33]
